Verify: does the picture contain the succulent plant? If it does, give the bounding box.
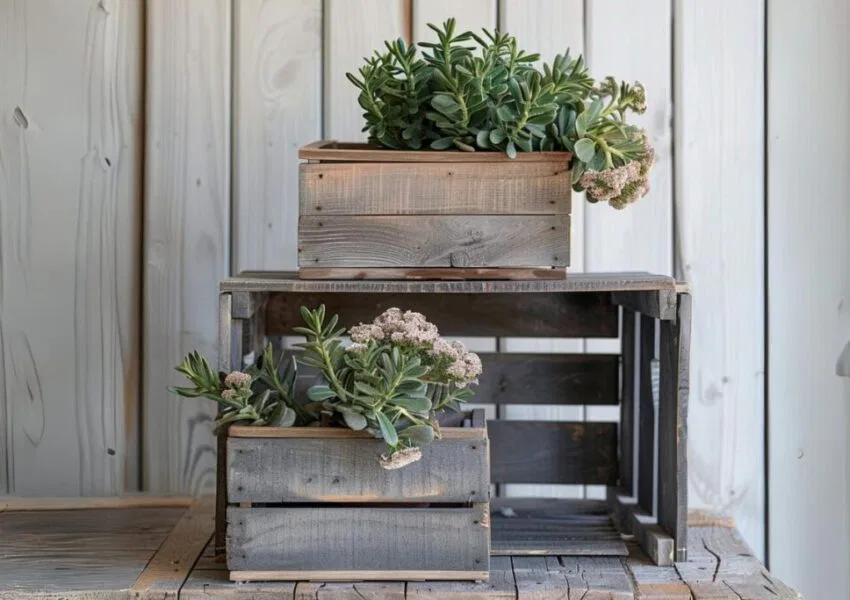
[346,18,655,209]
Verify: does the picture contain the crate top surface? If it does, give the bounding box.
[221,271,680,294]
[300,140,572,163]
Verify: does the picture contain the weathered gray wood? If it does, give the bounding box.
[293,581,405,599]
[406,557,514,599]
[624,542,691,600]
[227,436,488,503]
[223,271,678,294]
[0,507,185,597]
[299,161,571,215]
[559,557,635,599]
[265,292,618,338]
[491,497,626,557]
[299,140,572,163]
[612,290,678,320]
[631,510,675,567]
[298,215,570,268]
[658,293,691,562]
[638,314,657,514]
[298,267,567,281]
[130,497,215,599]
[606,487,637,535]
[511,556,569,599]
[489,421,617,485]
[620,309,637,494]
[475,353,619,405]
[182,568,295,599]
[226,504,489,574]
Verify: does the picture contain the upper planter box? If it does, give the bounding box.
[297,141,572,280]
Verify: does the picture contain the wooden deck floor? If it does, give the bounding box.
[0,496,800,599]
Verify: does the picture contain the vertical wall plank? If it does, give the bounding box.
[499,0,586,499]
[675,0,765,558]
[413,0,496,41]
[324,0,408,141]
[768,2,850,597]
[232,0,322,272]
[585,1,673,276]
[144,0,231,495]
[0,0,143,494]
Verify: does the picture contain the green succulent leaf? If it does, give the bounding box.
[376,411,399,446]
[574,138,597,162]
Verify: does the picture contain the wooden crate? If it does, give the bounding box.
[218,272,691,568]
[297,141,572,280]
[224,410,490,582]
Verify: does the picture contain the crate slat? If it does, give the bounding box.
[265,291,618,338]
[488,421,617,485]
[226,504,490,574]
[298,215,570,268]
[298,140,572,163]
[227,436,488,504]
[300,162,570,215]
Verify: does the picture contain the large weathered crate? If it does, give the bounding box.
[297,141,572,280]
[217,272,691,569]
[224,410,490,582]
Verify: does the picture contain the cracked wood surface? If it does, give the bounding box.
[0,502,800,599]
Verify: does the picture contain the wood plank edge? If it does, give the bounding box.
[229,570,490,582]
[606,487,638,535]
[631,512,675,567]
[0,495,195,512]
[228,426,485,439]
[298,267,568,281]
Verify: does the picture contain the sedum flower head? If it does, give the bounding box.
[224,371,252,388]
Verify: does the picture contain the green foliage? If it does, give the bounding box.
[346,18,655,208]
[169,305,482,466]
[168,344,300,432]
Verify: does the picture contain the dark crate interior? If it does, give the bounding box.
[219,272,690,565]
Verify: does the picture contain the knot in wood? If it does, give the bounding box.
[450,251,471,268]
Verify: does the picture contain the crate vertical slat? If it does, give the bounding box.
[637,314,657,514]
[297,141,572,278]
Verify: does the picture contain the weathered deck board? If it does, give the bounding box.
[0,502,799,599]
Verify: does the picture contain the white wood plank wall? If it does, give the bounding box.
[2,3,849,595]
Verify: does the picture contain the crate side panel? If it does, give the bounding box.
[265,292,618,338]
[475,353,619,405]
[228,437,489,503]
[488,421,618,485]
[298,215,570,268]
[226,504,489,571]
[299,162,571,215]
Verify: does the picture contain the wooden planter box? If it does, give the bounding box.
[297,141,572,280]
[223,409,491,582]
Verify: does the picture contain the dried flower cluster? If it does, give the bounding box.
[169,305,484,469]
[347,18,655,209]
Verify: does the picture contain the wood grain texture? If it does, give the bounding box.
[226,504,489,573]
[227,435,488,503]
[475,353,619,405]
[131,497,214,598]
[298,267,567,281]
[294,581,405,599]
[224,271,676,293]
[232,0,321,272]
[324,1,407,141]
[0,0,143,495]
[407,556,515,599]
[559,557,634,599]
[0,495,192,511]
[619,310,637,495]
[638,315,657,514]
[143,0,230,495]
[488,421,617,485]
[624,543,690,600]
[510,556,569,600]
[0,506,184,596]
[265,291,618,338]
[767,3,850,598]
[658,294,690,562]
[675,0,767,561]
[612,291,677,321]
[299,162,570,215]
[298,215,570,268]
[300,142,571,164]
[584,0,673,277]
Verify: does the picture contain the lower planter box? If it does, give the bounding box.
[224,409,491,582]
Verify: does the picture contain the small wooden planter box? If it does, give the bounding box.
[224,409,491,582]
[297,141,572,280]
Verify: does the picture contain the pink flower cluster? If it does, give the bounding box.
[429,338,483,385]
[224,371,252,388]
[350,308,439,346]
